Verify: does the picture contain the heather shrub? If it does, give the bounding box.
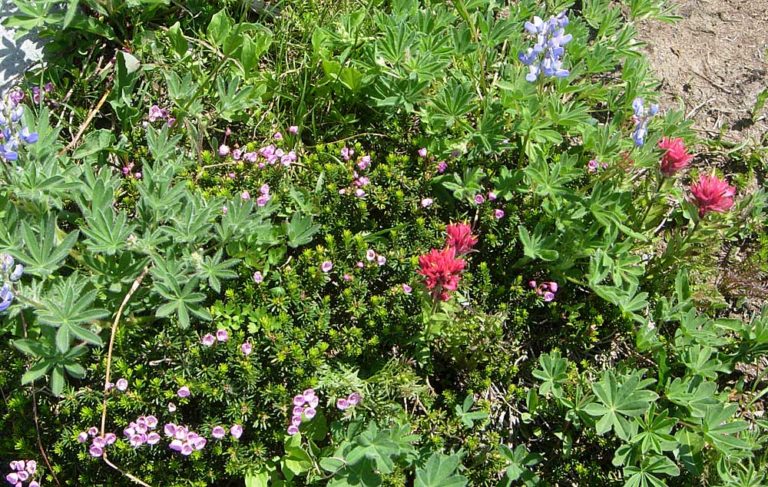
[1,0,767,486]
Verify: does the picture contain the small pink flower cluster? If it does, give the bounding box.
[227,135,297,168]
[338,149,373,198]
[336,392,361,411]
[5,460,39,487]
[365,249,387,267]
[31,82,54,104]
[164,423,207,456]
[202,328,252,355]
[121,162,142,180]
[76,427,117,457]
[530,280,558,302]
[123,415,161,448]
[473,191,505,219]
[211,424,243,440]
[287,389,319,435]
[586,159,608,174]
[145,104,175,127]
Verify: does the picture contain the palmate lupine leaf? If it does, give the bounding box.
[81,208,135,255]
[153,269,211,328]
[701,403,751,454]
[532,350,569,398]
[623,455,680,487]
[584,370,658,440]
[197,249,239,293]
[414,452,467,487]
[35,274,109,352]
[15,217,79,277]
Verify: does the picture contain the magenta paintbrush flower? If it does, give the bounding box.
[690,174,736,217]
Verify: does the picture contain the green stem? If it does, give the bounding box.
[637,173,664,230]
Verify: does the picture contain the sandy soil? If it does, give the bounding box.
[637,0,768,143]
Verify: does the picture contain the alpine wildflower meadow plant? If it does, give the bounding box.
[518,11,572,82]
[690,174,736,216]
[0,91,38,161]
[631,98,659,146]
[658,137,693,176]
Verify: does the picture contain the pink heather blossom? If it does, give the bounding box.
[293,406,304,416]
[89,445,103,457]
[337,398,350,410]
[307,395,319,408]
[232,148,243,160]
[201,334,215,346]
[418,148,427,158]
[287,425,299,435]
[77,432,88,443]
[88,427,98,436]
[253,271,264,283]
[421,198,433,208]
[273,131,283,140]
[291,415,302,426]
[528,280,537,288]
[437,161,447,173]
[241,191,251,200]
[105,433,117,445]
[366,249,376,261]
[134,172,142,179]
[116,378,128,391]
[168,402,177,412]
[343,274,353,281]
[543,291,555,302]
[222,206,228,215]
[230,425,243,439]
[216,329,229,342]
[303,407,317,419]
[321,261,333,273]
[147,432,161,445]
[494,209,505,219]
[474,194,485,205]
[177,386,190,398]
[5,473,18,484]
[241,342,253,356]
[219,144,230,156]
[690,174,736,217]
[341,146,354,161]
[587,159,599,173]
[402,284,412,294]
[354,189,366,198]
[293,394,306,406]
[658,137,693,176]
[289,125,299,135]
[256,194,270,207]
[347,393,361,405]
[548,282,558,292]
[356,261,364,268]
[377,255,386,266]
[488,192,497,201]
[211,426,226,439]
[303,388,316,399]
[358,155,371,170]
[148,105,165,122]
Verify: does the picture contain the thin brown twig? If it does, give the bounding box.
[19,313,62,487]
[98,266,151,487]
[58,86,113,156]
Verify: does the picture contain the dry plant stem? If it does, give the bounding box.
[100,266,150,435]
[20,313,62,487]
[98,267,151,486]
[59,85,113,156]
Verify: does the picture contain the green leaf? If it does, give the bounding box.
[532,350,569,398]
[282,433,313,478]
[51,366,65,396]
[168,22,188,56]
[21,360,53,384]
[584,370,658,440]
[285,213,320,248]
[72,129,114,158]
[415,453,467,487]
[208,9,233,46]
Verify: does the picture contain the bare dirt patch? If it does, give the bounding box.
[637,0,768,143]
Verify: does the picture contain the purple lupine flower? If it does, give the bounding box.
[631,98,659,146]
[494,209,505,219]
[216,329,229,342]
[201,333,215,346]
[116,378,128,391]
[321,261,333,273]
[211,426,226,439]
[519,12,571,82]
[0,284,14,312]
[230,425,243,439]
[20,127,38,144]
[241,342,252,356]
[177,386,190,398]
